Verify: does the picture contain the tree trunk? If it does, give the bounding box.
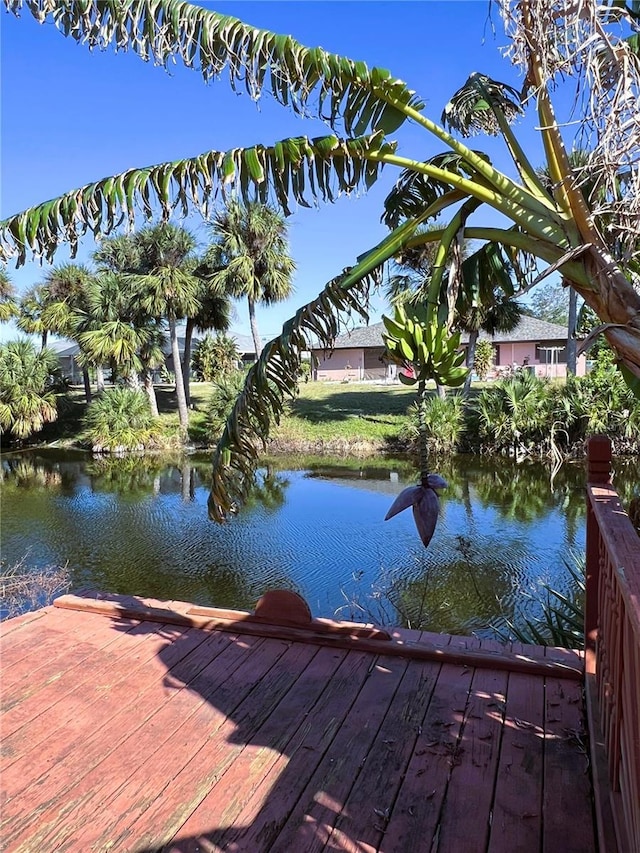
[248,297,262,359]
[143,371,159,417]
[182,317,195,407]
[41,331,48,351]
[82,367,92,403]
[463,329,479,395]
[566,283,578,376]
[96,364,105,393]
[170,315,189,434]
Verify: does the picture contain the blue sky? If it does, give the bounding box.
[1,1,553,342]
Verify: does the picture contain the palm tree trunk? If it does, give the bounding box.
[463,330,479,395]
[96,364,105,393]
[248,297,262,359]
[182,317,195,407]
[41,331,48,352]
[143,371,159,417]
[566,283,578,376]
[170,315,189,433]
[82,367,92,403]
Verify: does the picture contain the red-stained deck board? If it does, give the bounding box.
[543,648,596,853]
[5,628,248,853]
[170,649,378,853]
[0,600,598,853]
[487,670,545,853]
[268,653,411,853]
[70,638,315,853]
[323,657,442,853]
[160,645,350,853]
[0,621,204,847]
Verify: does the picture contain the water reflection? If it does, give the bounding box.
[2,449,638,636]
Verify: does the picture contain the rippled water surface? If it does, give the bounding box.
[3,449,638,635]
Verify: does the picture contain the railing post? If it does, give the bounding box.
[585,435,612,668]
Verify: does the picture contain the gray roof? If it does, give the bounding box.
[311,316,571,351]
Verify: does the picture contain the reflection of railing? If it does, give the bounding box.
[585,436,640,852]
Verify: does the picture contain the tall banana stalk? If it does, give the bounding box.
[2,0,639,521]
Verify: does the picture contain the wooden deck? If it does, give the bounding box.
[0,590,596,853]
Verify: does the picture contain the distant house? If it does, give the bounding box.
[49,331,257,383]
[48,339,84,383]
[311,316,586,381]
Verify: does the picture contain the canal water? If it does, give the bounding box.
[2,449,638,636]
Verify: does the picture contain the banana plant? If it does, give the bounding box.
[381,301,466,546]
[1,0,639,525]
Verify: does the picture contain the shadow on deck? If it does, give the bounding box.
[2,589,593,853]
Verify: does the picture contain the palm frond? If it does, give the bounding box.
[0,132,395,265]
[5,0,423,136]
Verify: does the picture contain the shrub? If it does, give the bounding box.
[401,393,465,454]
[0,340,62,440]
[205,370,246,440]
[473,339,494,380]
[192,334,240,381]
[1,559,71,620]
[81,388,159,453]
[470,371,552,453]
[550,349,640,448]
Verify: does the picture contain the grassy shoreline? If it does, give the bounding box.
[14,381,417,455]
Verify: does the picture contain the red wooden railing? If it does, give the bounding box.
[585,436,640,853]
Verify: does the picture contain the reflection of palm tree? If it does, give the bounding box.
[242,467,289,513]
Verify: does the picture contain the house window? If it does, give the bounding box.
[535,343,567,364]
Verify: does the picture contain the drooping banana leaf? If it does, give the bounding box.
[0,132,395,264]
[209,213,435,521]
[4,0,424,137]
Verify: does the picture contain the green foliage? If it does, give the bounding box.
[205,371,246,441]
[192,334,240,382]
[0,340,62,440]
[525,281,570,326]
[81,388,159,453]
[473,339,494,379]
[551,350,640,444]
[492,553,586,649]
[471,372,553,453]
[0,269,18,322]
[401,393,465,453]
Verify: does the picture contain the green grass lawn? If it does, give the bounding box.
[271,381,416,450]
[34,380,419,451]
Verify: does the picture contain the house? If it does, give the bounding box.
[47,331,257,383]
[311,316,586,381]
[48,339,84,383]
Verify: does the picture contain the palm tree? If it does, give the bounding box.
[17,286,51,350]
[181,271,233,406]
[0,270,19,323]
[131,223,201,432]
[0,340,60,440]
[1,0,639,518]
[205,201,295,359]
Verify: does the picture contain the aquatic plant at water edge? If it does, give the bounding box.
[491,553,586,649]
[0,558,71,620]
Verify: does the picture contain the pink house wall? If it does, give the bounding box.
[314,348,364,381]
[496,342,586,378]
